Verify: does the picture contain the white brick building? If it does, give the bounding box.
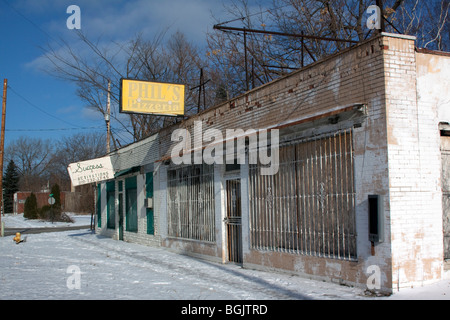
[94,33,450,294]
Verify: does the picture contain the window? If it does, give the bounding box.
[167,164,215,242]
[125,176,138,232]
[249,130,356,260]
[106,181,115,229]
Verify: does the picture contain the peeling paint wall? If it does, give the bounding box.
[387,37,450,289]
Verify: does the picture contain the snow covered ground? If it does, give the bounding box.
[1,214,449,301]
[2,213,91,228]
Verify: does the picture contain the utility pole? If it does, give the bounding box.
[191,68,210,113]
[106,80,111,154]
[0,79,7,237]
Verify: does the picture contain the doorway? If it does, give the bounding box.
[225,179,242,264]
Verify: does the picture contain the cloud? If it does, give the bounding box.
[56,105,78,114]
[76,0,227,43]
[81,106,101,121]
[24,0,233,75]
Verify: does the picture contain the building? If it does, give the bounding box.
[14,190,93,215]
[94,33,450,294]
[14,191,66,214]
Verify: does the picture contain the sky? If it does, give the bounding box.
[0,0,256,149]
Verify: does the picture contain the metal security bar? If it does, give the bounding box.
[249,129,356,260]
[167,164,215,242]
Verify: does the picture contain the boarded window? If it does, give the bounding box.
[249,130,356,260]
[167,164,215,242]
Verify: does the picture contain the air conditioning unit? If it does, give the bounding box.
[144,198,153,209]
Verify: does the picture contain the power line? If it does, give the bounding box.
[1,0,60,45]
[6,127,103,132]
[215,3,292,27]
[7,85,85,128]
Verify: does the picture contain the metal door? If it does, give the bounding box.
[442,136,450,259]
[225,179,242,263]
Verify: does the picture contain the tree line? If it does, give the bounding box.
[4,132,105,194]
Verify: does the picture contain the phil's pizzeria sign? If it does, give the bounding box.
[120,78,185,116]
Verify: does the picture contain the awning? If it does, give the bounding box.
[114,166,141,178]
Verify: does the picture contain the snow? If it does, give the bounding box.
[1,214,449,300]
[2,213,91,228]
[0,230,365,300]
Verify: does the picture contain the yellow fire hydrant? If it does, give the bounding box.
[13,232,21,244]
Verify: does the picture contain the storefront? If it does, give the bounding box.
[93,33,450,293]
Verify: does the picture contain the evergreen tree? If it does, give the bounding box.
[3,160,20,214]
[50,184,61,210]
[45,184,62,222]
[24,193,38,219]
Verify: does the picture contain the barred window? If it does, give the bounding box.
[167,164,215,242]
[249,130,356,260]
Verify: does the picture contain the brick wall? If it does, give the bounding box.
[14,192,67,214]
[382,35,447,288]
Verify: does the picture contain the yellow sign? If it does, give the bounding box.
[120,78,185,116]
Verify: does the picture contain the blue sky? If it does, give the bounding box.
[0,0,253,148]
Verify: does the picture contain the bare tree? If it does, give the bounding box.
[126,31,207,138]
[42,0,449,140]
[44,30,208,147]
[50,132,106,190]
[206,0,450,100]
[5,137,54,192]
[5,133,107,192]
[388,0,450,50]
